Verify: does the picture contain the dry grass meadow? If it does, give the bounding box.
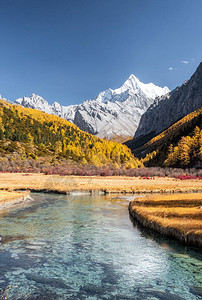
[0,173,201,246]
[0,173,202,194]
[129,193,202,247]
[0,190,30,208]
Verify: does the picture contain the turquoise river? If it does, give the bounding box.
[0,193,201,299]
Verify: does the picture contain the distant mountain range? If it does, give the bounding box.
[14,75,169,140]
[1,62,202,169]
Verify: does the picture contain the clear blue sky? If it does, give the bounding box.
[0,0,201,105]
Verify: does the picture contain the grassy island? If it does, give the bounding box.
[129,193,202,247]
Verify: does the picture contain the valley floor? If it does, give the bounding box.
[0,173,201,247]
[0,173,202,194]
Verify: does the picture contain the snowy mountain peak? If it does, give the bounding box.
[122,74,141,92]
[92,74,170,105]
[15,94,55,115]
[125,74,140,87]
[120,74,170,99]
[13,74,170,139]
[129,74,138,80]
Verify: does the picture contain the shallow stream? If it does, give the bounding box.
[0,193,201,299]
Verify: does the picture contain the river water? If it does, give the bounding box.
[0,193,201,299]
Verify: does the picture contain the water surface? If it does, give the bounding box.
[0,193,201,299]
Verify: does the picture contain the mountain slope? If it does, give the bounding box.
[133,62,202,144]
[0,99,141,167]
[15,75,169,139]
[131,107,202,167]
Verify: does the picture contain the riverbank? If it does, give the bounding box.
[0,190,30,210]
[129,193,202,247]
[0,173,202,194]
[0,173,201,247]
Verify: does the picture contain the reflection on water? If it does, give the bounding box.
[0,193,201,300]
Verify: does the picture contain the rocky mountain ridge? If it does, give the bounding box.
[14,75,169,139]
[134,62,202,142]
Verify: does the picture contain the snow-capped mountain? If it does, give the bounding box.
[15,94,77,123]
[15,75,169,139]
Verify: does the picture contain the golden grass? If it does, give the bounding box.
[0,173,202,194]
[133,193,202,202]
[135,206,202,219]
[129,193,202,247]
[0,190,29,206]
[0,173,201,246]
[132,193,202,207]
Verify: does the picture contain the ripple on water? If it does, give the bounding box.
[0,193,201,300]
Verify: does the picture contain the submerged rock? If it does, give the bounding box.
[26,274,70,290]
[134,289,185,300]
[80,283,104,296]
[190,286,202,297]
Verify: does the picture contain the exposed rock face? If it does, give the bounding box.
[73,92,156,138]
[135,62,202,140]
[14,75,169,139]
